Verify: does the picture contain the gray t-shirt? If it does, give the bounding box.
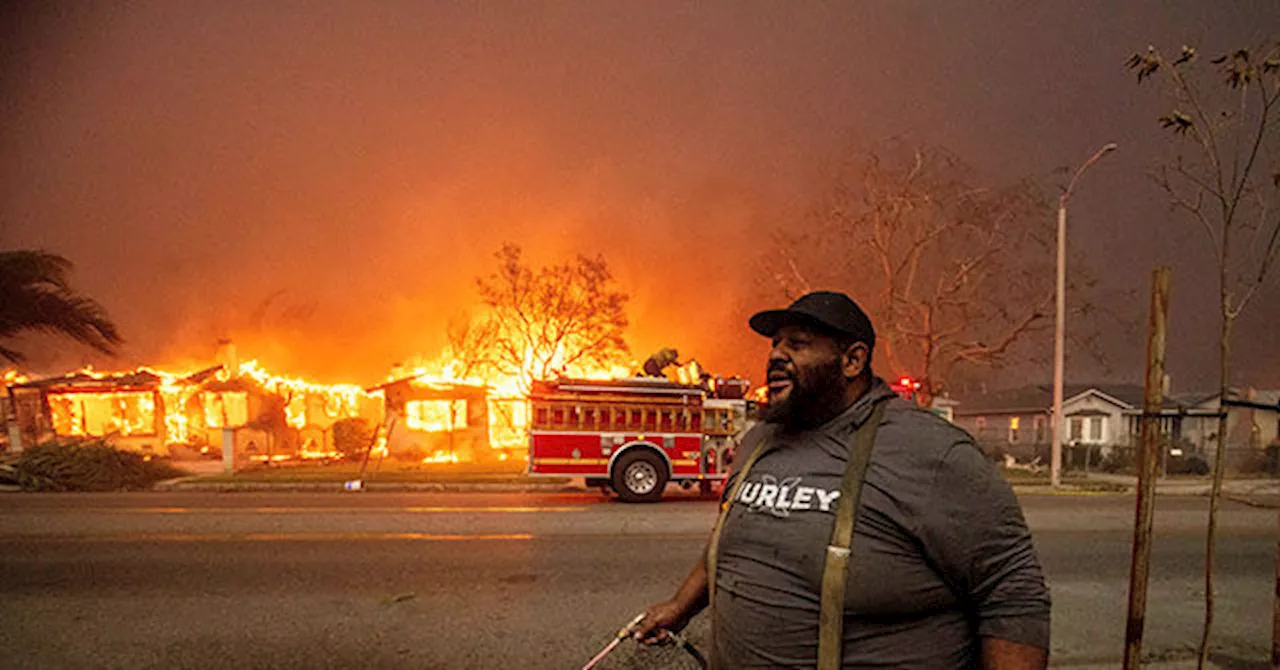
[712,380,1050,668]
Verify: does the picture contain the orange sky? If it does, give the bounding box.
[3,2,1278,391]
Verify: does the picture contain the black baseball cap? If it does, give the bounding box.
[748,291,876,349]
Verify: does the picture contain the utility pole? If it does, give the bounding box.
[1051,142,1117,488]
[1124,267,1171,669]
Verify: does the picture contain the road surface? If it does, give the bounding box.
[0,491,1272,668]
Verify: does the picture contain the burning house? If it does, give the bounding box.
[3,339,702,470]
[4,360,383,467]
[7,368,177,457]
[373,376,494,463]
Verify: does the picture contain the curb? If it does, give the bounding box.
[154,478,583,493]
[1012,486,1128,496]
[1224,493,1280,509]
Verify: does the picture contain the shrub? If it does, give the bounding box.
[1167,453,1211,476]
[1099,447,1136,474]
[332,418,375,460]
[1,438,186,492]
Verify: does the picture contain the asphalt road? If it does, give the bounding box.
[0,491,1273,669]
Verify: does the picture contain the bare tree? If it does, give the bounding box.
[474,243,630,392]
[442,314,500,381]
[1127,42,1280,669]
[768,142,1064,405]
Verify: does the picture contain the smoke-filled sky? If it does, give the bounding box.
[2,1,1278,391]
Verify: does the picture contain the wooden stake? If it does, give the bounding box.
[1273,505,1279,669]
[1124,267,1170,670]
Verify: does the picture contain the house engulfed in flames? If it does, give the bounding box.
[374,376,493,464]
[8,367,184,458]
[2,356,521,468]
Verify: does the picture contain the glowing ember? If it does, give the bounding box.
[422,450,461,464]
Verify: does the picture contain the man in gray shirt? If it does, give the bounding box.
[635,291,1050,669]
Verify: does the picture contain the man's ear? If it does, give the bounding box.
[840,343,869,379]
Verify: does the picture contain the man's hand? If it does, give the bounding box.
[633,542,710,645]
[633,599,693,645]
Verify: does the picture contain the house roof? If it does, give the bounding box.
[369,375,488,397]
[11,369,165,392]
[952,385,1054,414]
[8,365,226,394]
[1169,388,1280,410]
[952,383,1176,415]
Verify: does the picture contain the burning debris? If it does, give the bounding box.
[2,333,747,474]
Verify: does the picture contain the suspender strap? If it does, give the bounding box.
[706,424,776,605]
[817,400,887,670]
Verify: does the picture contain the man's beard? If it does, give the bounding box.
[760,356,849,430]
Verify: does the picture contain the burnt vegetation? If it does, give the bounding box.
[1,438,185,492]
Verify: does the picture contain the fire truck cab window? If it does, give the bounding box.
[644,409,657,432]
[629,409,641,429]
[584,408,596,428]
[552,407,565,428]
[691,411,702,432]
[535,407,548,428]
[659,409,673,432]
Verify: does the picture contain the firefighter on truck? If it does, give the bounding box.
[526,376,753,502]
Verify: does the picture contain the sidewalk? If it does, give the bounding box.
[1054,660,1224,669]
[1081,472,1280,508]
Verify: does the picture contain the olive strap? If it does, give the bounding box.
[817,400,886,670]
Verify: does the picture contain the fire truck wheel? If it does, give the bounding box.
[611,450,668,503]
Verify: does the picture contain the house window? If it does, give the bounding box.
[1069,418,1084,442]
[1089,417,1104,442]
[1008,417,1020,443]
[1033,415,1046,443]
[406,400,465,432]
[47,391,159,437]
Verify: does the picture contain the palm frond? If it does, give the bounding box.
[0,250,75,294]
[0,249,123,362]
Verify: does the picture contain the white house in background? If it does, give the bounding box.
[951,384,1278,470]
[953,384,1154,461]
[1059,387,1129,450]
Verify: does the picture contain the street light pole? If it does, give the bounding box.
[1051,142,1117,489]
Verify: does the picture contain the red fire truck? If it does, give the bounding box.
[527,376,752,502]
